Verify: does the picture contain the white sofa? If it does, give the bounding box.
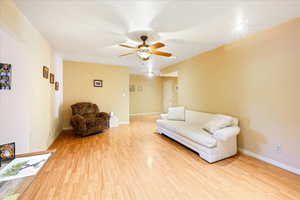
[156,108,240,163]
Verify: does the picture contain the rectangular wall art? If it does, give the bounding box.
[0,142,15,162]
[93,80,103,87]
[129,84,135,92]
[0,63,12,90]
[55,81,59,91]
[137,85,143,92]
[43,66,49,79]
[50,73,54,84]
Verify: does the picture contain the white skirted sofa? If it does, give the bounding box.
[156,107,240,163]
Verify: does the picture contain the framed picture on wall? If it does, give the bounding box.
[50,73,54,84]
[0,142,15,162]
[137,85,143,92]
[93,80,103,87]
[55,81,59,91]
[43,66,49,79]
[0,63,12,90]
[129,84,135,92]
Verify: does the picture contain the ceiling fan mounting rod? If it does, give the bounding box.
[140,35,148,45]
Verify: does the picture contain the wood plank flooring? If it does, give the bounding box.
[20,115,300,200]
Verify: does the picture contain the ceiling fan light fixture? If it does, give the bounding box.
[137,46,151,60]
[119,34,172,61]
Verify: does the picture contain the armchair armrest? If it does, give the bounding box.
[70,114,87,132]
[160,113,168,120]
[96,112,110,121]
[213,126,240,141]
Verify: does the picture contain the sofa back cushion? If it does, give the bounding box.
[185,110,215,125]
[167,106,185,121]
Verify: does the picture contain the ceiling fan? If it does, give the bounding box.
[119,35,172,61]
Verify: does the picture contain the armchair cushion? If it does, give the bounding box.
[71,114,87,132]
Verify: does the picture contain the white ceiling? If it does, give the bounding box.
[16,0,300,74]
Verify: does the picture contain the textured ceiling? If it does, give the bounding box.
[16,0,300,74]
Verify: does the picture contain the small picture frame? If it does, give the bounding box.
[0,63,12,90]
[129,85,135,92]
[50,73,54,84]
[43,66,49,79]
[93,80,103,87]
[55,81,59,91]
[0,142,15,162]
[137,85,143,92]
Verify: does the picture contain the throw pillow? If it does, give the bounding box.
[203,114,234,133]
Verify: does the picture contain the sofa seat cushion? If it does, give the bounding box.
[176,125,217,148]
[157,120,217,148]
[82,113,104,128]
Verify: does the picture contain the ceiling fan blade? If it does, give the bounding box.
[120,44,137,49]
[150,42,165,49]
[119,52,135,57]
[151,51,172,57]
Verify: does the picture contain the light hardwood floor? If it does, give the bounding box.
[20,115,300,200]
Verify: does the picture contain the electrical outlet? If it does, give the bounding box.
[276,144,281,153]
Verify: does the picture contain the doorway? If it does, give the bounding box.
[163,77,178,112]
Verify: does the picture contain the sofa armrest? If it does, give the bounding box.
[213,126,240,141]
[160,113,168,120]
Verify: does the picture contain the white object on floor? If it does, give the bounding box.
[109,112,119,127]
[157,108,240,163]
[0,153,51,182]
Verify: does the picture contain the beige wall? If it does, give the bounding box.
[63,61,129,127]
[0,0,63,153]
[162,18,300,169]
[130,75,163,114]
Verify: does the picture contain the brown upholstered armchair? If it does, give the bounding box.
[70,102,110,136]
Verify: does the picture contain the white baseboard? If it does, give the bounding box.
[119,121,130,125]
[239,148,300,175]
[63,126,73,131]
[130,112,162,116]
